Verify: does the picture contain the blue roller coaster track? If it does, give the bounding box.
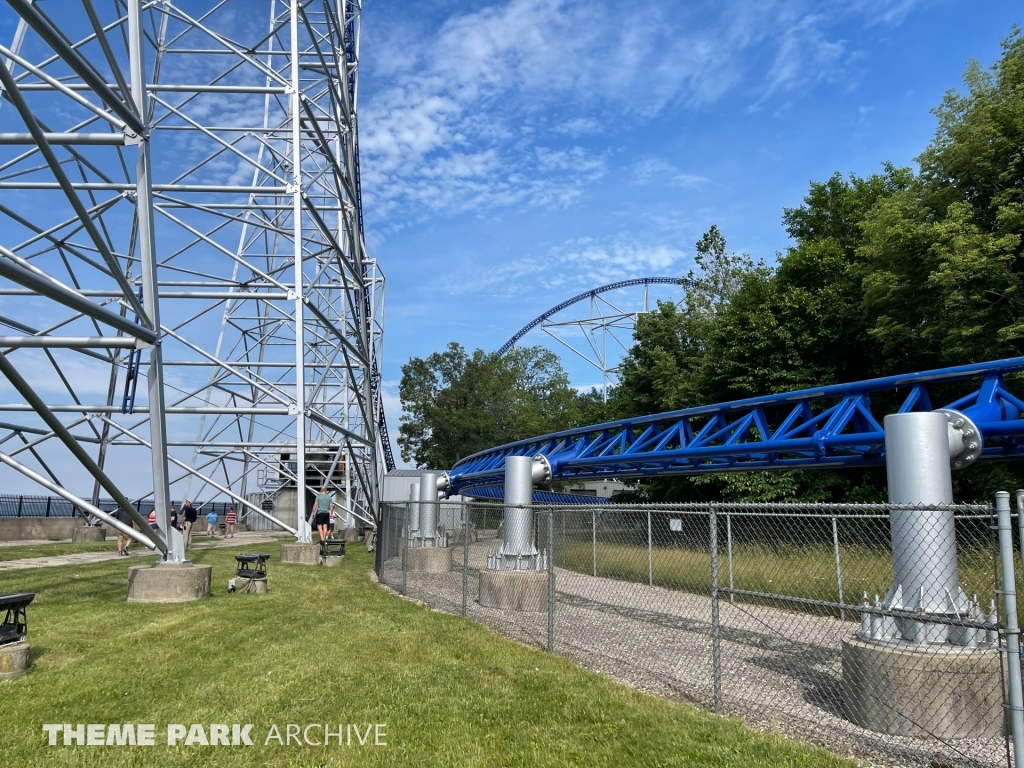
[496,276,688,356]
[446,356,1024,494]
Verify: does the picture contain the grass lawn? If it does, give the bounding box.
[0,540,117,562]
[565,540,1002,615]
[0,542,854,767]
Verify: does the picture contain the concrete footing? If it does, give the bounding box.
[343,528,360,542]
[236,577,268,594]
[407,546,452,573]
[0,641,30,679]
[842,637,1003,738]
[323,555,345,568]
[479,569,548,611]
[127,562,212,603]
[72,526,106,542]
[280,543,320,565]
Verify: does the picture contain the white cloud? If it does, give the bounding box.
[446,233,688,298]
[552,117,603,138]
[631,157,709,188]
[361,0,921,225]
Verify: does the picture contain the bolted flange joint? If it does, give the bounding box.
[937,409,983,470]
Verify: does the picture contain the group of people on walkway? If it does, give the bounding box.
[115,500,237,556]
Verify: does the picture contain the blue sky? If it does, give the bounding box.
[357,0,1023,463]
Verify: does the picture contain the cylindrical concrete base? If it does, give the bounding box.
[236,577,268,594]
[343,528,360,542]
[280,543,320,565]
[127,563,212,603]
[0,641,29,679]
[72,526,106,542]
[324,555,345,568]
[842,637,1002,738]
[407,546,452,573]
[479,569,548,611]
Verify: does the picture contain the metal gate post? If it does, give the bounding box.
[710,504,722,713]
[592,508,597,577]
[997,491,1024,766]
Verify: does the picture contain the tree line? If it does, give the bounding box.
[399,30,1024,503]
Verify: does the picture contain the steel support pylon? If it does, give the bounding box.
[0,1,383,544]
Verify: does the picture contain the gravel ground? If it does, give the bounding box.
[381,535,1008,768]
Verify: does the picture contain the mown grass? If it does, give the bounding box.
[564,540,1003,615]
[0,540,117,562]
[0,542,855,767]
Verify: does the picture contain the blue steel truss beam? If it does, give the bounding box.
[447,357,1024,493]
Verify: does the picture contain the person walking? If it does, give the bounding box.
[147,508,159,533]
[225,507,236,538]
[206,508,219,537]
[169,503,178,532]
[314,485,334,542]
[182,499,197,551]
[115,507,133,557]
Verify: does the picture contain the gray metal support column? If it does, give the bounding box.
[418,471,440,547]
[490,455,539,571]
[883,412,962,643]
[289,0,310,545]
[128,0,179,562]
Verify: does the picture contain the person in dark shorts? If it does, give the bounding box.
[313,485,334,542]
[169,503,178,531]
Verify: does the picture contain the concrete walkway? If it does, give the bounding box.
[0,531,291,571]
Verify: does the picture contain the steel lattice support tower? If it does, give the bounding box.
[0,0,383,554]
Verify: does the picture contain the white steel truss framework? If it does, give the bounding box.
[0,0,383,553]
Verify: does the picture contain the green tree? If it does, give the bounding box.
[398,343,581,469]
[611,29,1024,503]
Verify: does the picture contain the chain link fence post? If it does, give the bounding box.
[710,503,722,713]
[462,500,470,616]
[548,507,554,652]
[401,501,408,596]
[831,514,844,621]
[726,511,734,604]
[997,491,1024,766]
[592,507,597,577]
[647,509,653,587]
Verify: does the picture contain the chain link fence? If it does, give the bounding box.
[0,494,243,522]
[378,498,1021,767]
